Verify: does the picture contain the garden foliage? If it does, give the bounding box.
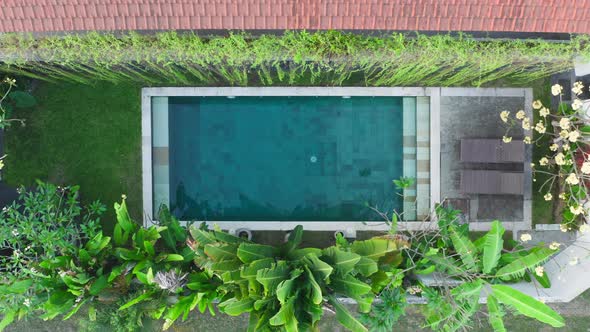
[0,31,587,86]
[0,185,565,331]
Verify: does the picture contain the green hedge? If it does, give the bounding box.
[0,31,588,86]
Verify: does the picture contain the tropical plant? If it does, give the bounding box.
[411,209,563,331]
[189,224,405,332]
[0,198,218,331]
[0,191,567,332]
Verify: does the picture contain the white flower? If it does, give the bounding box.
[552,84,563,96]
[549,242,561,250]
[540,107,550,117]
[581,162,590,174]
[549,143,558,151]
[535,121,546,134]
[544,193,552,201]
[566,173,580,185]
[502,136,512,143]
[563,144,571,151]
[520,233,532,242]
[570,205,584,215]
[560,129,569,139]
[569,257,580,266]
[572,99,583,111]
[23,298,31,307]
[559,192,566,200]
[560,224,568,232]
[523,136,532,144]
[580,224,590,233]
[531,163,535,168]
[573,81,584,95]
[532,100,543,109]
[535,266,545,277]
[516,110,526,120]
[522,118,531,130]
[500,110,510,123]
[539,157,549,166]
[11,229,19,236]
[559,117,571,130]
[407,286,422,295]
[568,131,580,143]
[554,153,565,166]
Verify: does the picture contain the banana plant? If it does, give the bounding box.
[419,219,564,331]
[189,224,405,332]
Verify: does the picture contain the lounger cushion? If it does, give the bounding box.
[461,170,524,195]
[460,139,524,163]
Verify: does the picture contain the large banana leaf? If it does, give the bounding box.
[282,225,303,255]
[486,295,506,332]
[203,244,238,262]
[328,296,368,332]
[210,259,242,273]
[491,285,564,327]
[276,269,303,304]
[269,297,299,332]
[302,253,333,280]
[305,266,324,305]
[350,238,397,261]
[449,225,478,272]
[331,274,372,299]
[237,243,275,263]
[450,279,482,301]
[288,248,323,261]
[219,298,255,316]
[355,257,378,277]
[256,261,291,295]
[494,248,554,280]
[482,220,505,274]
[322,247,361,275]
[189,227,217,246]
[241,258,275,279]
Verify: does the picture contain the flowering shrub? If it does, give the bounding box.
[502,81,590,230]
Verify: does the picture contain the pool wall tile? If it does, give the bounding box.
[151,97,170,216]
[416,96,431,220]
[402,97,417,220]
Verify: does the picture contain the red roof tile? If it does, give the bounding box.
[0,0,588,34]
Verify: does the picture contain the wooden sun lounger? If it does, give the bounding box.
[460,139,524,163]
[460,170,524,195]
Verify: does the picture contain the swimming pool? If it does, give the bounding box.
[144,88,433,232]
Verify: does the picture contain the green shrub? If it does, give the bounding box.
[0,31,587,87]
[0,191,566,332]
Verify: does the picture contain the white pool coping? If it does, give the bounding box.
[141,87,531,236]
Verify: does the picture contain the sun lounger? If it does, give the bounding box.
[460,139,524,163]
[460,170,524,195]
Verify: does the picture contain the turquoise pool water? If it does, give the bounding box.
[163,96,406,221]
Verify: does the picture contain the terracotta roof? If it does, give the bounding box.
[0,0,589,34]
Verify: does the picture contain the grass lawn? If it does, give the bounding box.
[3,81,142,232]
